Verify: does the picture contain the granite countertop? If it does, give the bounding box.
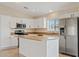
[11,31,59,36]
[20,34,46,41]
[12,34,59,41]
[11,32,59,41]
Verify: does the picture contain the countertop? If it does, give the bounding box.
[20,34,47,41]
[11,31,59,35]
[20,34,59,41]
[11,28,59,41]
[11,33,59,41]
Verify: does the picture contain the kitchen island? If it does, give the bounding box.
[18,34,59,57]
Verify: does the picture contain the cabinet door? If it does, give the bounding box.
[10,17,21,28]
[33,18,44,28]
[0,16,18,49]
[10,18,16,28]
[0,16,11,48]
[19,38,46,57]
[47,40,59,57]
[30,40,46,57]
[59,36,66,53]
[10,36,18,46]
[19,38,31,57]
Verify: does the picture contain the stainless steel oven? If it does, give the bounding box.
[15,30,25,35]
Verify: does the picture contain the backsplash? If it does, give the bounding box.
[24,28,59,33]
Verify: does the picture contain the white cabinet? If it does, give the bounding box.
[10,17,45,28]
[0,15,11,49]
[28,20,35,28]
[10,18,16,28]
[0,15,18,50]
[19,38,46,57]
[32,17,45,28]
[10,17,21,28]
[47,39,59,57]
[10,36,18,47]
[18,19,35,28]
[19,37,59,57]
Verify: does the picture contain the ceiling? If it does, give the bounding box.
[0,2,79,18]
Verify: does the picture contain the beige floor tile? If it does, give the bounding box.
[0,48,71,57]
[0,48,19,57]
[59,53,71,57]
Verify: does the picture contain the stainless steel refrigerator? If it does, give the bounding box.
[59,17,79,57]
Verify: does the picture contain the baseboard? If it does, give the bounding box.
[19,54,25,57]
[60,52,76,57]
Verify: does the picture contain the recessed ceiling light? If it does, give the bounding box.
[49,10,53,12]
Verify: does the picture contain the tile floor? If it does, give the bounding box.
[0,48,71,57]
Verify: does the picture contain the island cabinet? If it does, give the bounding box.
[19,37,59,57]
[47,39,59,57]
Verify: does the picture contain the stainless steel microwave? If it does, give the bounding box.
[16,23,26,29]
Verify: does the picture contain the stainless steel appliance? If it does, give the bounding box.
[16,23,26,29]
[15,30,25,35]
[59,17,79,57]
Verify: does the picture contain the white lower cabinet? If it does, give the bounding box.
[47,40,59,57]
[19,37,59,57]
[19,38,46,57]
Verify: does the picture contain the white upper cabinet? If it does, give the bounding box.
[10,17,16,28]
[11,16,47,29]
[33,17,45,28]
[10,17,22,28]
[21,19,35,28]
[10,17,46,29]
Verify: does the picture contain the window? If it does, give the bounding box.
[47,18,59,32]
